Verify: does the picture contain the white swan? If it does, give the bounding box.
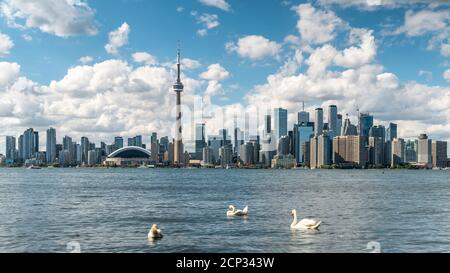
[148,224,163,239]
[227,205,249,217]
[290,209,321,230]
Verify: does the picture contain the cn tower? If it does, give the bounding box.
[173,47,184,165]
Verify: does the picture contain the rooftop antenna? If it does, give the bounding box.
[302,101,305,112]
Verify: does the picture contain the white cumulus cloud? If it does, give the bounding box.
[0,0,98,37]
[198,0,231,12]
[0,32,14,56]
[226,35,281,60]
[105,22,130,55]
[293,3,343,45]
[444,69,450,83]
[132,52,157,66]
[200,63,230,81]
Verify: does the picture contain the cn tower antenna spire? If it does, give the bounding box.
[177,42,181,83]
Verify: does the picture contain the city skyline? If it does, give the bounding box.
[2,101,448,170]
[0,0,450,155]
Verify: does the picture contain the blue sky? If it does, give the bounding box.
[2,0,448,91]
[0,0,449,153]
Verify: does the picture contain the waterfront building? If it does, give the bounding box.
[417,134,432,167]
[337,114,343,137]
[114,137,123,150]
[274,108,288,141]
[328,105,338,137]
[249,136,261,164]
[332,136,347,164]
[151,140,159,163]
[5,136,16,163]
[271,154,296,169]
[302,141,311,167]
[46,128,56,164]
[87,150,97,166]
[22,128,36,160]
[298,111,309,125]
[202,146,214,167]
[18,135,24,162]
[386,123,398,142]
[310,134,331,168]
[277,135,291,156]
[240,142,254,165]
[358,113,373,140]
[293,122,314,164]
[405,139,418,163]
[432,141,447,168]
[368,137,384,166]
[332,136,367,167]
[81,137,89,164]
[264,113,272,136]
[234,127,244,155]
[219,145,233,167]
[160,136,169,154]
[195,123,206,160]
[75,144,82,164]
[314,108,323,137]
[391,138,405,167]
[127,138,134,147]
[342,115,358,136]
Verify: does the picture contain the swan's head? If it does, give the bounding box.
[291,209,297,216]
[228,205,235,211]
[151,224,158,230]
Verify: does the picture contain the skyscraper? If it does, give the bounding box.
[391,138,405,167]
[417,134,432,166]
[293,122,314,164]
[337,114,343,137]
[328,105,338,137]
[274,108,288,140]
[195,123,206,160]
[314,108,323,137]
[298,111,309,125]
[114,137,123,150]
[18,134,23,162]
[5,136,16,163]
[386,123,398,142]
[432,141,447,168]
[63,135,73,164]
[358,112,373,140]
[368,136,384,166]
[264,113,272,136]
[23,128,35,160]
[310,134,331,168]
[173,47,184,165]
[342,114,357,136]
[151,133,158,144]
[33,131,39,155]
[46,128,56,164]
[134,136,143,148]
[298,101,309,124]
[332,136,367,167]
[405,139,418,163]
[81,137,90,164]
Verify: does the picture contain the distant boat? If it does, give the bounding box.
[138,164,155,169]
[27,165,42,170]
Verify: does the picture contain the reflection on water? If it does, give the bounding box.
[0,168,449,253]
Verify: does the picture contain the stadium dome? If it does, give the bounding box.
[106,146,152,166]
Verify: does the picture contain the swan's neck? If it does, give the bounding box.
[291,211,298,227]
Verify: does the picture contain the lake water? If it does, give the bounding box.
[0,168,449,253]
